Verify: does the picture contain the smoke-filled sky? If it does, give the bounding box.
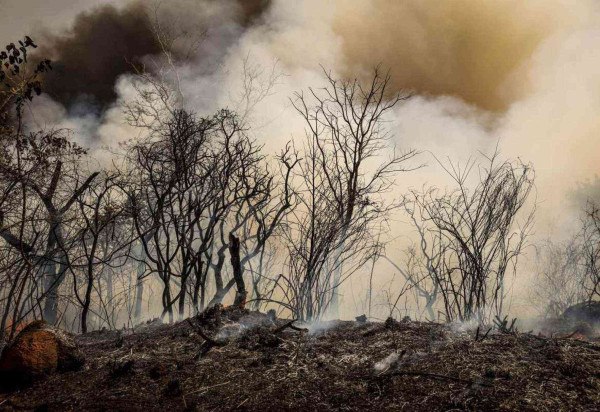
[3,0,600,314]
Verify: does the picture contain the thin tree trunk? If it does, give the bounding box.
[329,226,348,319]
[81,273,94,333]
[178,274,187,319]
[133,244,146,321]
[229,233,246,307]
[192,260,204,314]
[42,230,59,324]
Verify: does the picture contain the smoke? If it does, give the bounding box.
[37,2,160,108]
[331,0,589,112]
[13,0,600,318]
[303,0,600,231]
[20,0,600,209]
[31,0,272,109]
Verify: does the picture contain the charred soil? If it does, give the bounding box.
[0,307,599,411]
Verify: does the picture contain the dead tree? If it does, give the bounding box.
[581,202,600,302]
[292,68,417,317]
[204,143,298,310]
[126,104,294,320]
[404,150,535,322]
[384,248,440,321]
[59,171,133,333]
[530,239,588,317]
[0,37,55,332]
[0,128,99,325]
[280,137,388,321]
[121,21,294,319]
[126,109,216,322]
[291,66,420,318]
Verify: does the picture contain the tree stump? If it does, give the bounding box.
[0,321,84,386]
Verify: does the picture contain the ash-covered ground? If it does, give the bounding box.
[1,306,599,411]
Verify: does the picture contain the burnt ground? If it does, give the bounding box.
[0,307,599,411]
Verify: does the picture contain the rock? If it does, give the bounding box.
[563,301,600,325]
[355,314,367,323]
[0,320,84,385]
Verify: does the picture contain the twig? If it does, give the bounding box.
[474,326,492,342]
[382,370,488,386]
[186,381,231,396]
[186,318,227,347]
[272,319,307,334]
[236,398,249,408]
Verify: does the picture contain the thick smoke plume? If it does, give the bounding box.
[38,2,161,108]
[34,0,271,109]
[332,0,585,111]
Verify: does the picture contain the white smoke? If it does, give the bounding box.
[15,0,600,319]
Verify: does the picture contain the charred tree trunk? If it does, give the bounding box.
[229,233,246,308]
[206,249,233,308]
[178,273,188,320]
[133,242,147,322]
[42,221,61,325]
[192,260,204,314]
[134,277,144,322]
[80,276,93,333]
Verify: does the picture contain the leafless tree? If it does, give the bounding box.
[203,145,297,310]
[124,101,297,322]
[0,126,100,326]
[384,246,440,321]
[404,151,535,322]
[283,67,419,320]
[58,171,134,332]
[530,239,588,318]
[278,141,403,321]
[581,202,600,302]
[125,109,216,322]
[0,37,56,335]
[530,205,600,317]
[121,25,297,321]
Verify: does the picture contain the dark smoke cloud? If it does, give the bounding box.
[38,2,159,109]
[35,0,272,109]
[237,0,271,25]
